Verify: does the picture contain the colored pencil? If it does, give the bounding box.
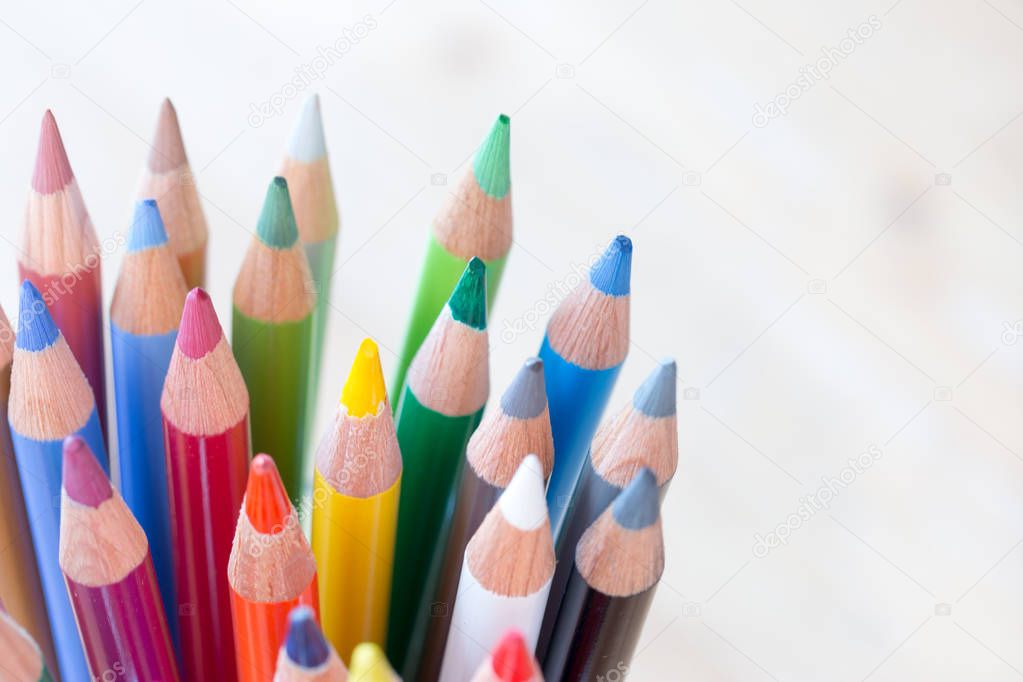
[274,606,348,682]
[0,602,54,682]
[280,93,339,411]
[58,436,180,681]
[0,305,56,676]
[543,469,663,681]
[540,235,631,537]
[232,177,315,506]
[415,356,553,681]
[438,455,553,682]
[386,257,490,669]
[348,643,399,682]
[110,198,187,651]
[471,629,544,682]
[392,114,511,397]
[311,338,401,663]
[139,98,208,288]
[229,454,319,682]
[161,287,251,682]
[20,110,107,439]
[537,359,677,661]
[9,280,107,682]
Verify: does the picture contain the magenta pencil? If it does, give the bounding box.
[20,110,108,439]
[59,435,179,681]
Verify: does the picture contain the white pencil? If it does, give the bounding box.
[438,455,554,682]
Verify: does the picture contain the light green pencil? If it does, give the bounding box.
[392,114,511,398]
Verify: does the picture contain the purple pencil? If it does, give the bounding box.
[59,435,180,682]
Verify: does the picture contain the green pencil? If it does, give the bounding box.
[232,176,315,506]
[386,257,490,673]
[391,114,510,398]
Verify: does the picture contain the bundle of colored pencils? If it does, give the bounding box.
[0,101,677,682]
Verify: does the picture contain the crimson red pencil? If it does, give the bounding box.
[161,287,251,682]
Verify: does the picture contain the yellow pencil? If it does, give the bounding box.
[311,338,402,663]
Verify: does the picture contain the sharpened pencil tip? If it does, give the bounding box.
[32,110,74,194]
[612,468,659,530]
[448,257,487,330]
[491,629,533,682]
[127,199,170,252]
[62,436,112,508]
[590,235,632,296]
[177,288,223,359]
[473,113,511,199]
[341,338,388,418]
[244,454,292,534]
[16,281,60,351]
[148,98,187,172]
[500,357,546,419]
[633,358,676,418]
[284,606,330,668]
[287,93,327,163]
[349,643,394,682]
[499,455,547,531]
[256,177,299,249]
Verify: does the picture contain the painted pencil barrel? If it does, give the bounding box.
[312,469,399,662]
[0,367,57,675]
[392,236,506,399]
[229,580,318,682]
[303,235,336,418]
[387,389,483,669]
[438,566,552,682]
[163,416,249,682]
[65,558,179,681]
[543,575,656,682]
[19,266,107,440]
[232,310,312,506]
[111,323,179,650]
[539,336,622,536]
[11,410,105,682]
[414,469,500,681]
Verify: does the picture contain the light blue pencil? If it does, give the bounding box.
[9,280,107,682]
[539,235,632,537]
[110,198,188,653]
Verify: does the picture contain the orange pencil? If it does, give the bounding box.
[229,454,318,682]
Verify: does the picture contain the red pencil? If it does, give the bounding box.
[59,435,180,681]
[229,454,318,682]
[161,287,251,682]
[20,110,108,438]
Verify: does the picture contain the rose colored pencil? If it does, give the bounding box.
[229,454,318,682]
[161,287,251,681]
[139,98,208,288]
[20,110,108,439]
[59,436,180,681]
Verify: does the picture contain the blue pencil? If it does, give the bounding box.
[9,280,107,682]
[539,235,631,537]
[110,198,188,653]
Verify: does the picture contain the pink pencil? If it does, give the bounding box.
[20,110,108,438]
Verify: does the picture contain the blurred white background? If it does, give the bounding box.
[2,0,1022,679]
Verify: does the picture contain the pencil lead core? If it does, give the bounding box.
[448,257,487,330]
[349,642,394,682]
[491,628,533,682]
[127,199,170,252]
[149,98,188,172]
[499,357,546,419]
[286,93,327,163]
[16,281,59,351]
[32,110,74,194]
[244,454,292,533]
[612,468,659,530]
[62,436,112,508]
[589,234,632,296]
[177,288,223,359]
[473,113,511,199]
[284,606,329,668]
[257,177,300,249]
[498,454,547,530]
[633,358,677,418]
[340,338,388,417]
